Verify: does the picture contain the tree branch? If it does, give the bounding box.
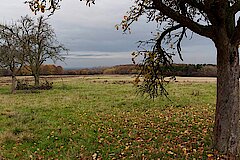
[151,0,214,39]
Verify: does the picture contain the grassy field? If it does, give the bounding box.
[0,75,216,159]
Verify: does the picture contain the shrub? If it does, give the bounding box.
[16,79,53,90]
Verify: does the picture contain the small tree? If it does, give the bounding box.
[19,15,67,86]
[0,24,25,93]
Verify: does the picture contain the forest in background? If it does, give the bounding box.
[0,63,217,77]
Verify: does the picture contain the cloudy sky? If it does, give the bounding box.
[0,0,216,69]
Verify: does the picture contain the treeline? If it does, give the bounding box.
[64,64,218,77]
[169,64,217,77]
[0,65,64,76]
[64,64,139,75]
[0,64,219,77]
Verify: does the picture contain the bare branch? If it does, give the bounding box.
[151,0,214,39]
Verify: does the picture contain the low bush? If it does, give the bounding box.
[16,79,53,90]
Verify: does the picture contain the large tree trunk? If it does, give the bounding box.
[214,42,240,158]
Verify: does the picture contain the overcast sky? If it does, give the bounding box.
[0,0,216,69]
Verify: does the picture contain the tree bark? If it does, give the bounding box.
[34,73,40,87]
[214,41,240,158]
[11,74,17,94]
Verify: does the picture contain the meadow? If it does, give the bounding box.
[0,75,216,159]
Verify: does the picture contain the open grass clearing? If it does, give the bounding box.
[0,75,216,159]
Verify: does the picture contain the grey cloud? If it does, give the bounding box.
[63,51,131,59]
[0,0,216,68]
[63,52,110,59]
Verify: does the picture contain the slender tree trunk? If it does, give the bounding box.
[34,73,40,87]
[214,42,240,158]
[11,74,17,94]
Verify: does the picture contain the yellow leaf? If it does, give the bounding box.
[207,153,213,157]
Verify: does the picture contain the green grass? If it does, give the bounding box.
[0,76,216,159]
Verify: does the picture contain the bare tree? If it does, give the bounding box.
[25,0,240,158]
[0,24,25,93]
[19,15,67,86]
